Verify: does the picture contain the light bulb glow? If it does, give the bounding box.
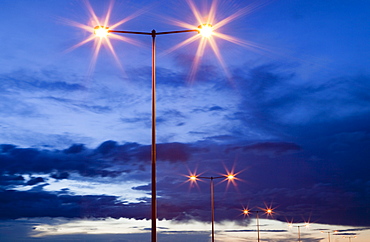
[189,176,197,181]
[94,26,109,37]
[227,174,235,180]
[198,24,213,38]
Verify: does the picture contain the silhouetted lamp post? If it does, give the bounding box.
[189,174,236,242]
[243,208,273,242]
[94,24,213,242]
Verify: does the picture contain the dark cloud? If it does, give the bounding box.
[0,174,24,186]
[50,172,70,180]
[0,141,195,179]
[228,142,302,156]
[63,144,86,154]
[0,190,149,220]
[0,139,369,227]
[26,177,45,186]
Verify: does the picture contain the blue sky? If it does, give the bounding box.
[1,0,370,241]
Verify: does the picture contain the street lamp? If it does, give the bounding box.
[189,173,236,242]
[94,24,213,242]
[321,230,338,242]
[343,236,357,242]
[243,207,274,242]
[288,223,309,242]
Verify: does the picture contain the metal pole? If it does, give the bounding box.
[256,211,260,242]
[328,232,330,242]
[298,226,301,242]
[151,29,157,242]
[106,26,199,242]
[211,177,215,242]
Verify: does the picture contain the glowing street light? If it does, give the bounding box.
[321,230,338,242]
[93,25,213,242]
[242,207,274,242]
[94,26,109,37]
[197,23,214,38]
[188,173,236,242]
[288,223,310,242]
[343,236,357,242]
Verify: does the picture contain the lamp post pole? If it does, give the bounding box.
[210,177,215,242]
[245,210,261,242]
[95,25,211,242]
[191,175,235,242]
[291,224,309,242]
[243,209,273,242]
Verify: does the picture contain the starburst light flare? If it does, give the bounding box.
[160,0,273,83]
[62,0,146,77]
[94,26,110,38]
[221,166,242,189]
[197,24,214,38]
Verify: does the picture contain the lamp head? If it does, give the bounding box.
[243,209,250,215]
[94,26,109,37]
[189,175,197,181]
[197,24,213,38]
[227,174,235,180]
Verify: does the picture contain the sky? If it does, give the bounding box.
[0,0,370,241]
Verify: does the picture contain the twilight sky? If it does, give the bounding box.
[1,0,370,241]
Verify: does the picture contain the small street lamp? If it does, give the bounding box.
[321,230,338,242]
[342,236,357,242]
[288,223,310,242]
[188,173,236,242]
[243,207,274,242]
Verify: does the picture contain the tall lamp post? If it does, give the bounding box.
[189,173,236,242]
[243,208,273,242]
[94,24,213,242]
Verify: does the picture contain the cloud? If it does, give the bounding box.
[0,138,369,227]
[0,69,85,93]
[0,190,149,219]
[228,142,302,157]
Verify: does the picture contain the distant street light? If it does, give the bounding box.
[342,236,357,242]
[321,230,338,242]
[189,173,236,242]
[94,24,213,242]
[288,223,310,242]
[243,207,274,242]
